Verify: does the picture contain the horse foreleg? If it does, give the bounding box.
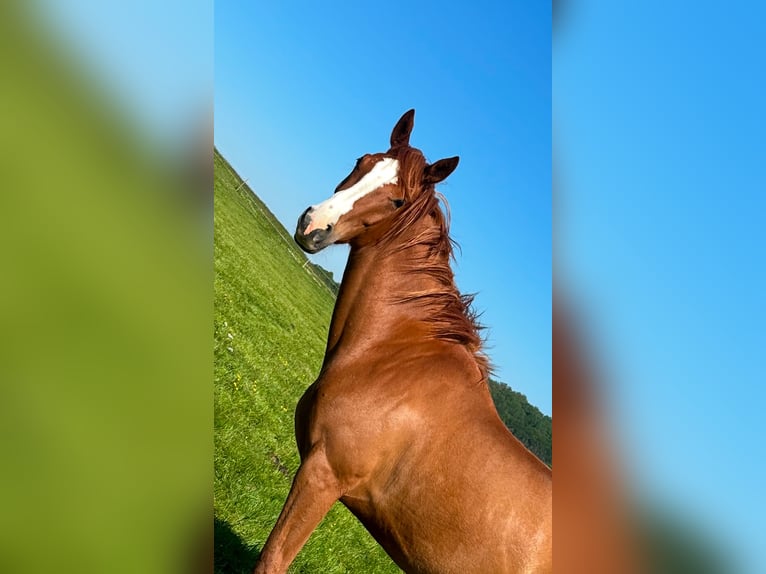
[254,446,339,574]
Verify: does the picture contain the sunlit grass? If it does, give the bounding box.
[213,149,400,573]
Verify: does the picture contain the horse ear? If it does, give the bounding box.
[423,156,460,184]
[390,109,415,148]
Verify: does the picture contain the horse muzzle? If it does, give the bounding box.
[294,207,334,253]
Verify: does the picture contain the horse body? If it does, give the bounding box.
[254,110,551,574]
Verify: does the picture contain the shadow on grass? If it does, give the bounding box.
[214,517,261,574]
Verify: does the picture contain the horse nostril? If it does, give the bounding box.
[299,207,313,230]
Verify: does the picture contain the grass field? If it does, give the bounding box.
[213,148,400,573]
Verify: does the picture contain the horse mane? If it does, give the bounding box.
[381,146,491,382]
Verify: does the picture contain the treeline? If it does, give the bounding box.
[308,262,340,295]
[488,379,552,466]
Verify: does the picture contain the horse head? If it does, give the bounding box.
[294,109,459,253]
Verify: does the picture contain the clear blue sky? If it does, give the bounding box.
[215,2,552,415]
[556,2,765,572]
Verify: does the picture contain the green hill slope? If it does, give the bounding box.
[213,148,552,572]
[214,148,397,573]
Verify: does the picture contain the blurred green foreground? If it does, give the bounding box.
[0,3,211,573]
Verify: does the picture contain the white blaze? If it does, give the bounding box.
[305,158,399,234]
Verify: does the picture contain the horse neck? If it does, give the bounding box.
[324,213,452,359]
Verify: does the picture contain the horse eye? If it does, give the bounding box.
[392,198,405,209]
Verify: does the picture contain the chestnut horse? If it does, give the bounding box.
[254,110,551,574]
